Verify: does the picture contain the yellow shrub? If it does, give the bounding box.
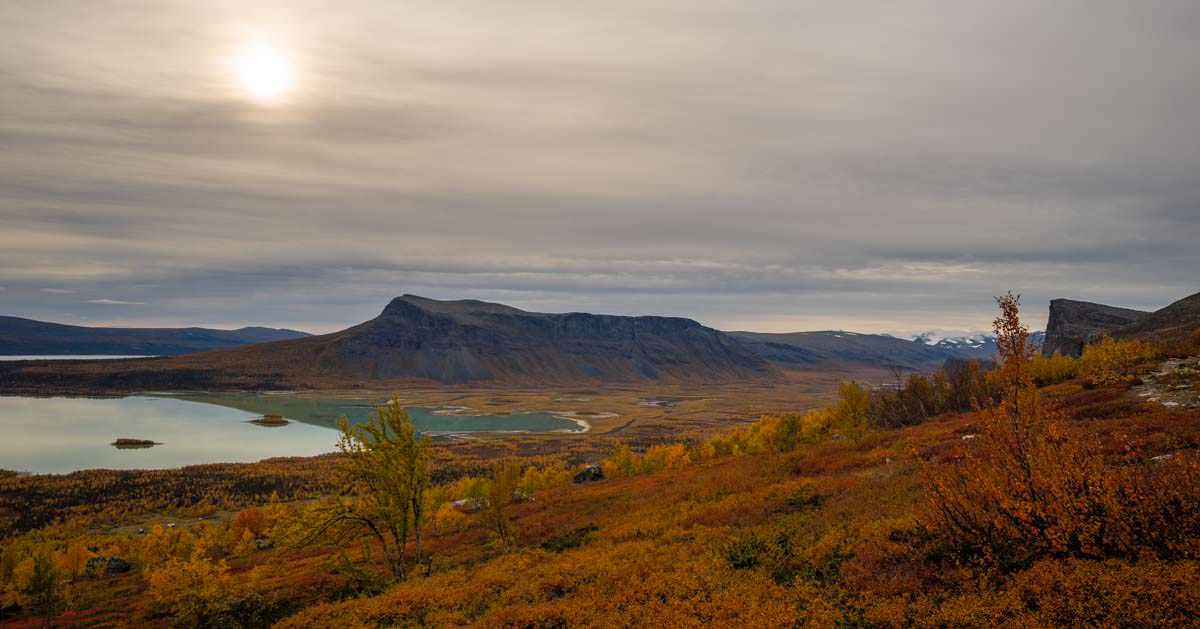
[1079,336,1155,385]
[1028,352,1078,386]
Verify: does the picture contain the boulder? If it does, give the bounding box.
[573,464,604,484]
[86,556,133,576]
[451,498,484,513]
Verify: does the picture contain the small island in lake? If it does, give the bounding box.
[111,438,159,449]
[248,414,289,427]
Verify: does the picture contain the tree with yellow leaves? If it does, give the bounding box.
[305,397,431,580]
[14,553,65,629]
[1078,335,1155,385]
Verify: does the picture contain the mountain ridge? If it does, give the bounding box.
[0,315,310,356]
[0,295,776,390]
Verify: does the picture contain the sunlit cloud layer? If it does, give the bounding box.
[1,0,1197,334]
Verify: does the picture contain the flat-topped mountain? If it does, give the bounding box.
[0,316,310,356]
[1042,299,1150,356]
[0,295,774,390]
[290,294,773,383]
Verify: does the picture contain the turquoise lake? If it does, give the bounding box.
[0,394,584,475]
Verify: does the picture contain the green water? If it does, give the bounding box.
[0,394,583,475]
[162,393,582,432]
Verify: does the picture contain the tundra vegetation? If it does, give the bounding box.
[1,296,1199,627]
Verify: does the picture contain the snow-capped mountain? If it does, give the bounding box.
[906,330,1045,360]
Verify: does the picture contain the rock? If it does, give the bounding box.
[256,538,275,550]
[961,434,977,440]
[86,556,133,576]
[573,464,604,484]
[451,498,484,512]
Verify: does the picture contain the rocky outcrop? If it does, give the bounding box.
[573,464,604,483]
[86,556,132,576]
[1042,299,1150,357]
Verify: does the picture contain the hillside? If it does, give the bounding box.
[728,330,952,370]
[4,367,1198,627]
[0,316,309,356]
[0,296,774,390]
[1042,299,1150,356]
[1115,291,1200,345]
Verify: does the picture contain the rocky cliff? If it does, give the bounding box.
[1042,299,1150,356]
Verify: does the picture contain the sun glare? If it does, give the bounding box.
[235,44,293,101]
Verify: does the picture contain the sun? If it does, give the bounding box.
[235,44,294,101]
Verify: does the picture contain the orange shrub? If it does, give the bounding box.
[924,296,1200,568]
[228,505,267,542]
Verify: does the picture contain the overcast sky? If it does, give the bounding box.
[2,0,1197,335]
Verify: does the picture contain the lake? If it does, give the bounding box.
[0,394,586,475]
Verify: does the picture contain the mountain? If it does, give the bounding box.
[729,330,955,370]
[0,295,773,390]
[1042,299,1151,356]
[0,316,310,356]
[909,330,1045,361]
[1114,291,1200,345]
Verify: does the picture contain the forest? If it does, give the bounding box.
[2,295,1199,628]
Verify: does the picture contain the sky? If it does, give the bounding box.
[2,0,1198,335]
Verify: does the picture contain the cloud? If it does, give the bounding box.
[86,299,146,305]
[0,0,1197,332]
[39,288,75,294]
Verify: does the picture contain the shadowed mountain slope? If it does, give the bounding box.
[0,296,775,390]
[0,316,309,356]
[728,330,955,370]
[1114,291,1200,345]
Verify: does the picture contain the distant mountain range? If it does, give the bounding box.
[729,330,957,370]
[0,316,310,356]
[2,291,1193,391]
[0,296,772,390]
[907,330,1045,362]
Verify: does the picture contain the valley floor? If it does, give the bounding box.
[3,376,1199,627]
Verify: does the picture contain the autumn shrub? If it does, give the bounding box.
[228,506,267,544]
[923,294,1200,569]
[145,544,245,628]
[1027,351,1078,386]
[1079,335,1156,386]
[868,361,999,428]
